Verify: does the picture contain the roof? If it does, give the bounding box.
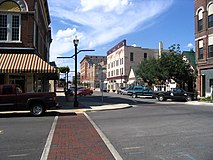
[182,51,196,69]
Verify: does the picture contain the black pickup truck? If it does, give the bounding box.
[155,88,197,102]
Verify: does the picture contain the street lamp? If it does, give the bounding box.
[57,36,94,108]
[73,36,79,108]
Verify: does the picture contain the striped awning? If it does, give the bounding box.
[0,53,58,73]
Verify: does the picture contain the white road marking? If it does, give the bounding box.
[84,113,123,160]
[122,146,143,150]
[40,116,58,160]
[0,130,3,134]
[8,154,29,157]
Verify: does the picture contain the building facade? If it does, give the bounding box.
[106,39,160,92]
[195,0,213,97]
[80,55,107,89]
[0,0,58,92]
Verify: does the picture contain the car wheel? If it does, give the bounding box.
[132,93,137,98]
[30,103,44,116]
[158,95,165,101]
[186,96,192,101]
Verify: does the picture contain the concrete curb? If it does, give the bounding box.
[49,103,133,113]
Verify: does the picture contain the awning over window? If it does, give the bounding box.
[0,53,58,73]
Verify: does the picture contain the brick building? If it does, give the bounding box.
[195,0,213,97]
[0,0,58,92]
[80,55,107,89]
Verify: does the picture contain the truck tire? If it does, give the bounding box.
[30,103,44,116]
[158,95,165,101]
[132,93,137,98]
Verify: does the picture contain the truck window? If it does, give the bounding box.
[2,86,13,94]
[16,87,22,94]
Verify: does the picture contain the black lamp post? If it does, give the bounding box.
[73,36,79,108]
[57,37,94,108]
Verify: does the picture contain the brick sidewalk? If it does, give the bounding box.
[47,113,115,160]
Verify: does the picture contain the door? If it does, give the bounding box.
[201,75,206,97]
[0,85,16,111]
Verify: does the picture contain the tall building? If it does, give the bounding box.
[106,39,161,92]
[195,0,213,97]
[0,0,58,92]
[80,55,107,89]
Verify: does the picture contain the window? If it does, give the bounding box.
[0,14,20,41]
[208,3,213,28]
[108,64,110,69]
[209,79,213,87]
[198,40,203,59]
[0,1,21,42]
[116,60,119,66]
[116,69,119,75]
[197,9,203,31]
[130,52,134,61]
[144,53,147,60]
[208,45,213,58]
[209,36,213,58]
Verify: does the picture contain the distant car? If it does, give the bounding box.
[68,87,93,96]
[117,87,126,94]
[127,86,145,95]
[132,88,154,98]
[82,88,93,95]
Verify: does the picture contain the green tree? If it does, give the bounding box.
[136,50,196,89]
[58,66,70,73]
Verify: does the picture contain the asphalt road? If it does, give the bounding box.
[0,113,56,160]
[88,102,213,160]
[1,91,213,160]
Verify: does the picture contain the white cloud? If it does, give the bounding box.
[80,0,130,14]
[48,0,174,62]
[187,43,194,49]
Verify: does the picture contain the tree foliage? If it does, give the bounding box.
[58,66,70,73]
[136,51,196,87]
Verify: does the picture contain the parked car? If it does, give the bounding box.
[132,88,154,98]
[0,84,58,116]
[127,85,145,95]
[68,87,93,96]
[155,88,197,102]
[117,87,126,94]
[120,88,129,95]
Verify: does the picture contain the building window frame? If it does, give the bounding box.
[144,53,147,60]
[208,44,213,58]
[130,52,134,61]
[208,14,213,28]
[198,40,203,59]
[0,13,21,42]
[196,7,204,32]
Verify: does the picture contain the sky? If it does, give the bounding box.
[48,0,194,78]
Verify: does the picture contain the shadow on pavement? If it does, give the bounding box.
[0,111,77,118]
[77,94,156,106]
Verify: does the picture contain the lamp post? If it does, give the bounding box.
[73,36,79,107]
[57,36,94,108]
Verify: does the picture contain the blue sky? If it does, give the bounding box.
[48,0,194,75]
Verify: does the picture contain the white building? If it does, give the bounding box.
[106,39,162,92]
